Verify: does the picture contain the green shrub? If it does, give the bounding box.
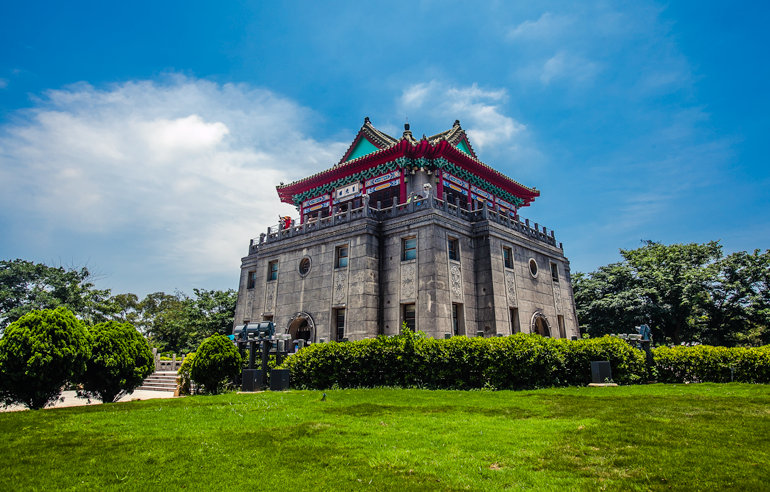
[0,308,91,409]
[189,335,242,394]
[177,352,195,395]
[78,321,154,403]
[279,332,648,390]
[653,345,770,383]
[560,336,647,385]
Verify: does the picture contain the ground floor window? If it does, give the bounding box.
[510,308,520,334]
[334,308,346,342]
[403,303,416,332]
[452,303,463,336]
[557,315,566,339]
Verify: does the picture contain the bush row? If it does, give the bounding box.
[653,345,770,383]
[279,332,647,390]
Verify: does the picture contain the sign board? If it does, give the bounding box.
[334,182,362,203]
[365,170,400,188]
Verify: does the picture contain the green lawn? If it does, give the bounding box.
[1,384,768,491]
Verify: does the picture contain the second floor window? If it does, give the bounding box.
[336,245,348,268]
[503,247,513,269]
[247,270,256,289]
[268,261,278,281]
[448,238,459,261]
[551,263,559,282]
[403,237,417,261]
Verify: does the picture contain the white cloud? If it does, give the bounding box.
[399,81,525,150]
[539,52,599,85]
[0,79,8,89]
[0,75,347,277]
[507,12,574,40]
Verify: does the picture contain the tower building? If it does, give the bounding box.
[234,118,579,342]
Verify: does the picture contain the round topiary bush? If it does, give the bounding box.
[189,334,242,394]
[79,320,154,403]
[0,307,91,410]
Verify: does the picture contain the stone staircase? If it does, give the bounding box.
[138,371,178,392]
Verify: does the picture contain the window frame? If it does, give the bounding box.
[550,262,559,282]
[334,308,346,342]
[503,247,513,270]
[447,237,459,262]
[336,245,349,269]
[402,237,417,261]
[246,270,256,289]
[402,303,416,332]
[268,260,278,281]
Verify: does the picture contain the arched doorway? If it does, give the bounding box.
[531,312,552,337]
[287,312,316,343]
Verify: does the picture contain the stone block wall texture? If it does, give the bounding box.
[234,209,579,341]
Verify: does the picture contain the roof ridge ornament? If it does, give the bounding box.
[454,119,461,127]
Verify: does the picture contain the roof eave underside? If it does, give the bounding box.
[276,140,539,205]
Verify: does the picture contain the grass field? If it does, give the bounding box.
[1,384,768,491]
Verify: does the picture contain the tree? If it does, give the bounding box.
[140,289,237,354]
[573,263,650,338]
[78,320,154,403]
[189,334,242,394]
[701,249,770,346]
[621,241,722,344]
[0,259,113,331]
[0,308,91,410]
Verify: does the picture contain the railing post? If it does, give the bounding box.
[363,195,370,217]
[482,201,488,220]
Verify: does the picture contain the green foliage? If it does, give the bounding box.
[279,333,646,390]
[653,345,770,383]
[189,335,242,394]
[136,288,238,354]
[0,308,91,410]
[78,321,154,403]
[177,352,196,395]
[0,259,112,330]
[575,241,770,346]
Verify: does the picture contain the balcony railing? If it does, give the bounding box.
[249,194,560,254]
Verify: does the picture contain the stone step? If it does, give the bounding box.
[138,383,177,392]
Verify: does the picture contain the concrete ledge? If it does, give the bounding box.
[587,383,618,387]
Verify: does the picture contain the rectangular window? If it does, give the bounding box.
[262,315,273,322]
[403,303,416,332]
[551,262,559,282]
[510,308,520,334]
[452,303,462,336]
[503,247,513,269]
[246,270,256,289]
[336,245,349,268]
[558,315,566,339]
[268,261,278,281]
[370,187,395,208]
[448,237,459,261]
[402,237,417,261]
[335,308,346,342]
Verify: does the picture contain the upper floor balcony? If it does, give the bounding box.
[249,193,560,255]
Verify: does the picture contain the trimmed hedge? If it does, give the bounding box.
[189,334,242,394]
[279,333,646,390]
[653,345,770,383]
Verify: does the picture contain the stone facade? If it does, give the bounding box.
[234,197,579,341]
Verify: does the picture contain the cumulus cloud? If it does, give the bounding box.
[0,75,347,278]
[399,81,525,150]
[539,52,599,84]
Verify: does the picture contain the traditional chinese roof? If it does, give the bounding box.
[277,118,540,207]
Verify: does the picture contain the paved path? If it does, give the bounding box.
[1,389,177,412]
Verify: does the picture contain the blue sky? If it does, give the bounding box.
[1,1,768,298]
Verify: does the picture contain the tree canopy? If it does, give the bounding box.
[574,241,770,346]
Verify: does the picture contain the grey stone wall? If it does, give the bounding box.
[235,202,579,341]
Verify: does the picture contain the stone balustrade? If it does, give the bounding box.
[249,194,560,254]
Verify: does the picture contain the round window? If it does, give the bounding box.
[529,258,538,278]
[298,257,311,276]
